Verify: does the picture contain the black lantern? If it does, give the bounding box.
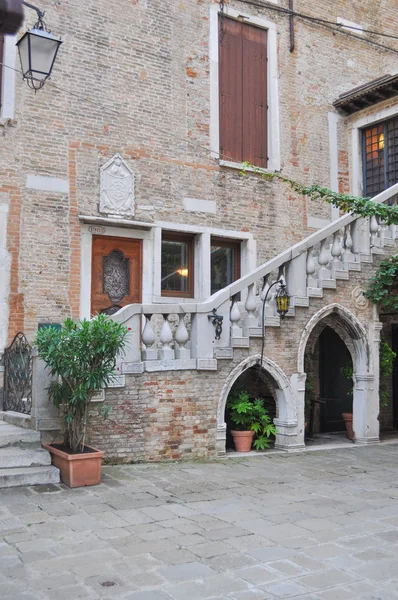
[16,5,62,90]
[275,283,291,317]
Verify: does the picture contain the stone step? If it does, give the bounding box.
[0,447,51,469]
[0,421,40,448]
[0,465,60,489]
[0,411,32,429]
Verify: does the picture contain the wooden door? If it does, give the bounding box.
[91,236,142,316]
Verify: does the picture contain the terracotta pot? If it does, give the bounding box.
[342,413,355,441]
[42,443,104,488]
[231,430,254,452]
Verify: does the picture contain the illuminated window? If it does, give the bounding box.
[161,233,194,297]
[363,117,398,197]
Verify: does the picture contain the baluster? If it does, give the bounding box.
[175,314,190,359]
[142,314,157,361]
[159,314,175,361]
[317,238,331,281]
[244,283,257,328]
[389,196,397,240]
[306,247,317,287]
[342,224,356,267]
[370,215,380,247]
[259,274,274,324]
[230,295,243,338]
[379,218,388,248]
[330,231,343,274]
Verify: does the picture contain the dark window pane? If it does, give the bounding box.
[161,239,190,293]
[363,116,398,197]
[211,244,237,295]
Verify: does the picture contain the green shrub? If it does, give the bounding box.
[35,315,128,453]
[227,391,277,450]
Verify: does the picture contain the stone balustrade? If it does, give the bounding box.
[111,183,398,373]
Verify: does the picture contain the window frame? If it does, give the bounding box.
[362,116,398,197]
[161,231,195,298]
[0,33,17,120]
[210,236,241,295]
[209,5,280,172]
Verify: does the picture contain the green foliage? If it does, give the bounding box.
[380,339,396,407]
[227,391,277,450]
[35,315,128,453]
[341,339,396,408]
[240,162,398,225]
[365,255,398,313]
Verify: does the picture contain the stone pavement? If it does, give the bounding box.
[2,446,398,599]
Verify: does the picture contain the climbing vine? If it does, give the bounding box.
[364,255,398,312]
[240,163,398,225]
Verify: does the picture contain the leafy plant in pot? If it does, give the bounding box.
[227,391,277,452]
[36,315,128,488]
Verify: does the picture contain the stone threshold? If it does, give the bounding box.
[223,436,398,459]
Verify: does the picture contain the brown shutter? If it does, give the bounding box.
[219,18,243,163]
[242,24,268,168]
[219,18,268,168]
[0,34,4,110]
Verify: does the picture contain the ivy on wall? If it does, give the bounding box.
[240,163,398,225]
[365,255,398,313]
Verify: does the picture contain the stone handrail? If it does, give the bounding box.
[111,182,398,370]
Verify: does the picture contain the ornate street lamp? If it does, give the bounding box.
[16,1,62,90]
[275,283,291,318]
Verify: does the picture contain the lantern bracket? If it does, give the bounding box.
[22,1,47,30]
[208,309,223,341]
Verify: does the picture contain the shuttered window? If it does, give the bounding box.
[0,35,4,111]
[219,17,268,168]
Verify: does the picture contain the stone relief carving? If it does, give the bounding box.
[100,154,135,217]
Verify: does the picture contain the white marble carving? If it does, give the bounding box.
[100,154,135,217]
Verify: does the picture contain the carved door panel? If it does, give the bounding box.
[91,236,142,316]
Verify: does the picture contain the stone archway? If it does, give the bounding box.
[297,303,380,445]
[217,355,301,455]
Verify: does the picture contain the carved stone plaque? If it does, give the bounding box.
[352,286,369,310]
[100,154,135,217]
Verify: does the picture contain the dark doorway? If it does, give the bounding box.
[319,327,353,432]
[391,325,398,428]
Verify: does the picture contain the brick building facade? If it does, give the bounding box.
[1,1,398,461]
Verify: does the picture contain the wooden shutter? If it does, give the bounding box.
[242,24,268,168]
[0,35,4,111]
[219,18,268,168]
[219,18,243,163]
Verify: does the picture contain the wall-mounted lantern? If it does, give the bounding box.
[16,1,62,90]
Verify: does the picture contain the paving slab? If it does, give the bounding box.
[2,444,398,598]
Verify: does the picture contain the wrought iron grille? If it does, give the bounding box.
[363,116,398,197]
[4,332,33,415]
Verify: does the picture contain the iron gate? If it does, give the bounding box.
[4,332,33,414]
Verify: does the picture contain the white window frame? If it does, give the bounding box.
[1,34,17,120]
[209,5,281,172]
[351,103,398,197]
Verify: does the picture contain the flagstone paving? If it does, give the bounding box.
[2,445,398,599]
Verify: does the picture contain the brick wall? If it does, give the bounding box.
[1,1,398,341]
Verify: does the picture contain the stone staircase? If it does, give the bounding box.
[0,416,59,488]
[110,183,398,376]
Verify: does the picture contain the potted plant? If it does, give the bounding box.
[35,315,127,488]
[341,338,396,440]
[226,391,277,452]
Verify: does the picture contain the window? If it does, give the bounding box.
[363,116,398,197]
[211,237,240,295]
[0,34,4,111]
[161,233,194,297]
[219,17,268,168]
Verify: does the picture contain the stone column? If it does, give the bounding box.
[274,373,305,452]
[353,318,381,445]
[31,351,61,434]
